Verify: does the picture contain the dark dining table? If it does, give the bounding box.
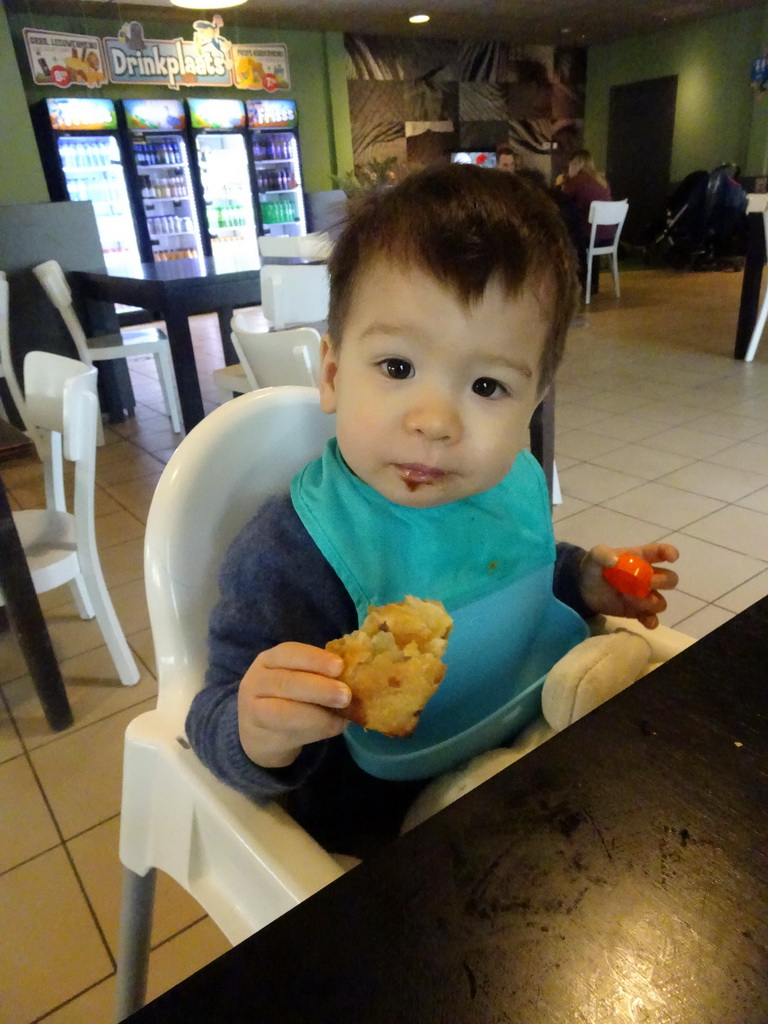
[125,596,768,1023]
[0,421,72,730]
[72,256,262,433]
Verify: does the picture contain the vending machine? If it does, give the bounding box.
[121,99,205,265]
[247,99,307,237]
[186,98,261,272]
[34,97,142,274]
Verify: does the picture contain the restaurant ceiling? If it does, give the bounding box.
[43,0,764,45]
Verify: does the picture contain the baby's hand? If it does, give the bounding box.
[579,543,680,630]
[237,643,351,769]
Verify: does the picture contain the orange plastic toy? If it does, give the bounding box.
[602,553,653,599]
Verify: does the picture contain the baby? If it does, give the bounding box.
[186,165,678,855]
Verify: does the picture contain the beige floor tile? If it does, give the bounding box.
[555,402,612,430]
[680,504,768,561]
[95,440,165,488]
[99,536,146,591]
[95,507,147,550]
[104,472,162,524]
[128,626,157,677]
[93,486,124,518]
[28,699,154,839]
[659,532,768,603]
[554,505,668,551]
[554,428,627,461]
[584,413,670,444]
[557,462,645,503]
[68,817,207,958]
[5,643,156,751]
[145,916,231,1007]
[657,460,768,502]
[619,399,703,427]
[40,974,116,1024]
[737,483,768,513]
[0,697,23,763]
[673,603,735,640]
[715,567,768,613]
[0,628,28,685]
[109,577,151,636]
[589,443,694,480]
[641,426,735,459]
[660,588,707,630]
[705,441,768,475]
[0,755,60,873]
[602,481,725,531]
[0,847,113,1023]
[679,411,768,441]
[551,494,591,522]
[575,389,653,414]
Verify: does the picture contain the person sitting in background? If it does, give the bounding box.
[560,149,613,295]
[495,144,517,173]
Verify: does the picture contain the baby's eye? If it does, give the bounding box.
[380,358,414,379]
[472,377,507,399]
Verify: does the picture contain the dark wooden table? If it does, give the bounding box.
[72,257,261,433]
[0,422,72,730]
[126,597,768,1023]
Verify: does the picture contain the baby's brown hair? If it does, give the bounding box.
[326,163,578,394]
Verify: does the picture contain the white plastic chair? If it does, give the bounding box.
[260,263,330,330]
[32,260,182,435]
[0,351,139,687]
[585,199,629,304]
[114,387,343,1020]
[744,198,768,362]
[258,231,332,261]
[212,319,320,401]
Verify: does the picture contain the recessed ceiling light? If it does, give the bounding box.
[171,0,246,7]
[409,14,430,23]
[560,26,572,34]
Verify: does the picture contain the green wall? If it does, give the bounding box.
[585,6,765,179]
[3,2,352,195]
[0,3,49,203]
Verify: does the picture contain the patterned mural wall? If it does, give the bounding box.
[345,35,586,182]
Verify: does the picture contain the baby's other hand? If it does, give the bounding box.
[579,543,680,630]
[238,643,351,769]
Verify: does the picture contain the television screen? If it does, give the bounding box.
[451,152,496,168]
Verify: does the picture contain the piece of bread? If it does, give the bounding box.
[327,596,452,737]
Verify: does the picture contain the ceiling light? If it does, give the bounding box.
[409,14,430,23]
[170,0,246,8]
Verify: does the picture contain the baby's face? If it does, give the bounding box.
[319,260,548,508]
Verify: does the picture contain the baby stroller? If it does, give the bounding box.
[655,162,747,270]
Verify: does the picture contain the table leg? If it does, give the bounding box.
[164,305,206,433]
[0,480,72,731]
[217,306,238,366]
[734,211,766,359]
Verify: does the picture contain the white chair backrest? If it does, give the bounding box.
[588,200,629,229]
[230,317,321,390]
[32,260,92,364]
[260,263,330,330]
[23,351,97,460]
[144,387,336,716]
[258,232,331,260]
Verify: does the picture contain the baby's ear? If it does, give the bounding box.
[319,335,339,413]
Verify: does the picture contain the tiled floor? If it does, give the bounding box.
[2,265,768,1022]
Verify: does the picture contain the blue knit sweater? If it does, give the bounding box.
[186,494,590,855]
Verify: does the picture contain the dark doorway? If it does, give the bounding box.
[606,76,677,247]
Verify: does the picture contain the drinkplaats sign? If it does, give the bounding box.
[24,18,290,92]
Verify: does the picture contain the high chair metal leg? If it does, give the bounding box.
[114,866,156,1022]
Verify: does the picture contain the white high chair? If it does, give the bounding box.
[32,259,182,436]
[585,199,629,303]
[114,387,343,1021]
[744,195,768,362]
[212,319,321,401]
[260,263,330,330]
[0,351,139,687]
